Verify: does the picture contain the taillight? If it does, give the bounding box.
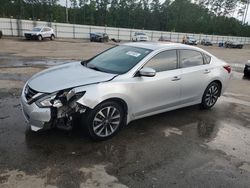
[223,65,231,73]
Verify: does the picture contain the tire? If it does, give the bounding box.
[244,67,249,77]
[201,82,221,109]
[38,35,43,41]
[83,101,125,141]
[50,34,55,40]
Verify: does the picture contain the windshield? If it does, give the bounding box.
[188,37,195,40]
[32,27,41,32]
[87,45,152,74]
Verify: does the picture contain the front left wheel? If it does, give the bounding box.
[37,35,43,41]
[83,101,125,141]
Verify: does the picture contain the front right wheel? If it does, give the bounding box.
[201,82,221,109]
[83,101,125,141]
[50,34,55,40]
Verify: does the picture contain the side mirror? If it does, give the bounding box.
[139,67,156,77]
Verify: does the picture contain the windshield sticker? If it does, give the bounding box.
[126,51,141,57]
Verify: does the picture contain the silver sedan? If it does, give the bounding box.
[21,42,232,140]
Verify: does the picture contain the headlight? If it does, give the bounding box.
[35,90,86,108]
[36,94,56,108]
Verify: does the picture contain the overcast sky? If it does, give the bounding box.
[59,0,250,24]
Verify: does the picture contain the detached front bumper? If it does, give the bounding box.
[21,89,52,131]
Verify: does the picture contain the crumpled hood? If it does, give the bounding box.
[27,62,116,93]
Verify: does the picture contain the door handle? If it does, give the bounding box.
[171,76,181,81]
[204,69,211,74]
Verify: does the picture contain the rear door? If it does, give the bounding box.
[178,49,211,104]
[42,27,50,38]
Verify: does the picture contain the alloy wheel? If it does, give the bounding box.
[92,106,121,137]
[204,85,219,107]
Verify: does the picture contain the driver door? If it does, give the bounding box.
[130,50,182,119]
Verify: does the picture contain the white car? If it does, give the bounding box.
[24,26,55,41]
[21,43,231,140]
[132,32,149,42]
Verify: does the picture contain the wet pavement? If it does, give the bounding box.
[1,42,250,187]
[1,86,250,187]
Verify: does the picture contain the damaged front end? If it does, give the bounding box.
[25,87,88,131]
[51,90,87,130]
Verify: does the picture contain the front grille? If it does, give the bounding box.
[25,86,38,101]
[25,34,32,38]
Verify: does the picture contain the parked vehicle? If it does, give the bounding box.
[224,41,243,49]
[90,32,109,42]
[201,39,213,46]
[244,60,250,77]
[21,43,231,140]
[24,26,55,41]
[159,36,171,42]
[218,42,224,47]
[182,36,197,45]
[132,32,149,42]
[0,30,2,39]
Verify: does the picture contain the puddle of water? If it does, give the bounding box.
[206,121,250,163]
[79,165,128,188]
[223,92,250,98]
[0,73,30,82]
[220,96,250,107]
[163,127,183,137]
[0,165,128,188]
[0,56,75,68]
[239,163,250,173]
[0,170,57,188]
[0,80,24,89]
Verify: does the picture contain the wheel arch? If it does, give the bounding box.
[97,97,128,115]
[208,80,222,96]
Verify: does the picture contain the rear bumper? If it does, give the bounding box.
[20,87,52,131]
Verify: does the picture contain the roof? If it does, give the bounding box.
[122,42,213,57]
[122,42,202,51]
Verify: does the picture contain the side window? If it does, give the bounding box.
[180,50,204,68]
[145,50,177,72]
[203,53,211,64]
[42,28,50,32]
